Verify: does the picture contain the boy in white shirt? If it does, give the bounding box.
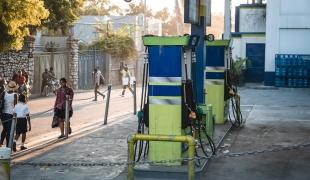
[13,94,31,151]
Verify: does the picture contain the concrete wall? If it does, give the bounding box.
[232,35,266,60]
[265,0,310,85]
[239,7,266,33]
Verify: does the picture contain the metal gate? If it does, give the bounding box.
[33,52,68,94]
[78,49,108,89]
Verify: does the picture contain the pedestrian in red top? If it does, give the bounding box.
[14,70,26,86]
[54,78,74,139]
[14,70,26,94]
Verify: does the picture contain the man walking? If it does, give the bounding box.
[120,65,133,97]
[41,69,49,95]
[93,68,105,101]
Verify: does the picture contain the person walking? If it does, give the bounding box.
[48,67,56,80]
[12,94,31,151]
[0,83,6,146]
[54,78,74,139]
[93,68,105,101]
[14,70,26,94]
[1,81,18,147]
[41,68,49,95]
[120,65,133,97]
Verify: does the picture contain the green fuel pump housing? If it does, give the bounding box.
[205,40,231,125]
[143,36,190,166]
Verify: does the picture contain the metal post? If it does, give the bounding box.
[8,116,17,149]
[127,136,135,180]
[133,81,137,115]
[65,95,69,139]
[0,148,11,180]
[104,84,112,125]
[188,141,195,180]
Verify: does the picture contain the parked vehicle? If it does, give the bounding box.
[44,79,59,97]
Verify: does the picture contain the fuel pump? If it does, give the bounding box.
[205,40,244,128]
[135,35,216,167]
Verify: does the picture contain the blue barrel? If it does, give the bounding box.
[293,79,297,87]
[287,68,292,77]
[275,67,281,76]
[304,79,309,87]
[298,68,303,77]
[283,68,287,76]
[298,79,303,87]
[275,55,280,66]
[303,69,308,77]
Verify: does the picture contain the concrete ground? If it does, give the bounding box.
[11,86,310,180]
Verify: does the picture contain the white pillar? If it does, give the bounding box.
[224,0,231,40]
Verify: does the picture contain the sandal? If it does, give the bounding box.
[58,135,65,139]
[68,127,72,135]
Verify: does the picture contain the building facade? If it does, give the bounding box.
[265,0,310,85]
[231,3,266,82]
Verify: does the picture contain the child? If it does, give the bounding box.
[13,94,31,151]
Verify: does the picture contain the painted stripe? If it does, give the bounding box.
[149,96,181,100]
[149,98,181,105]
[206,66,226,71]
[206,80,225,85]
[148,82,182,86]
[149,77,181,83]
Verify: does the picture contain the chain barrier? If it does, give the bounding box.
[13,141,310,167]
[23,89,108,120]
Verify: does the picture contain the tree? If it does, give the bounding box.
[154,8,170,23]
[91,26,137,60]
[43,0,83,35]
[125,1,153,17]
[80,0,121,16]
[0,0,49,52]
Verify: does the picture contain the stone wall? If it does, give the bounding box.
[0,51,34,83]
[67,37,79,89]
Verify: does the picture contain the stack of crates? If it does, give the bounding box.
[275,54,310,88]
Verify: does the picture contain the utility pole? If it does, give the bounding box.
[224,0,231,40]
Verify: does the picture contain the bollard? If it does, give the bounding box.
[64,95,69,139]
[104,85,112,125]
[0,148,11,180]
[133,81,137,115]
[8,116,17,150]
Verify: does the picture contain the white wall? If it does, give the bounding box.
[232,36,266,60]
[239,8,266,33]
[265,0,310,72]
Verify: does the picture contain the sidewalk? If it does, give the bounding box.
[12,86,310,180]
[12,113,138,180]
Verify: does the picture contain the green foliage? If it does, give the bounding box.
[80,0,121,15]
[231,57,251,86]
[91,27,137,60]
[125,1,153,17]
[0,0,49,52]
[43,0,83,35]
